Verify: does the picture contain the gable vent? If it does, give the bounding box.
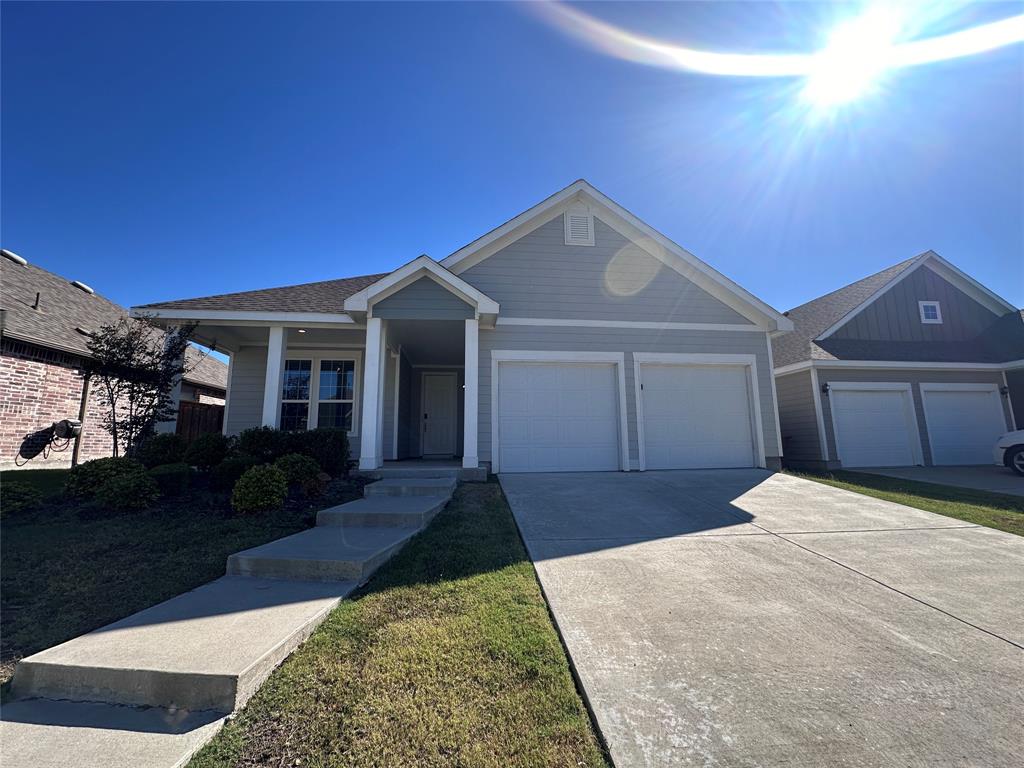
[564,208,595,246]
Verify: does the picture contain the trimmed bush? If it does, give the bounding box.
[95,471,161,512]
[209,452,258,492]
[135,433,186,469]
[65,457,147,500]
[273,453,323,497]
[231,465,287,514]
[147,462,192,496]
[238,427,289,464]
[288,428,350,476]
[184,432,232,471]
[2,482,43,516]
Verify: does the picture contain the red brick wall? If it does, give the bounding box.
[0,340,118,469]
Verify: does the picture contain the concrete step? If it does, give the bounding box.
[317,495,448,528]
[364,477,457,497]
[364,465,487,482]
[9,576,354,713]
[226,525,419,583]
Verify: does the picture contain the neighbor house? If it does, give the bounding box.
[132,180,793,474]
[773,251,1024,471]
[0,251,228,468]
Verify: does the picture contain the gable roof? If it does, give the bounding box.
[441,179,793,332]
[1,255,227,390]
[772,251,1023,368]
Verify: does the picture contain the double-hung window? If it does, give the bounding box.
[280,355,359,433]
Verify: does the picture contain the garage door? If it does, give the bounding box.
[639,364,755,469]
[922,385,1007,465]
[497,362,620,473]
[830,386,918,468]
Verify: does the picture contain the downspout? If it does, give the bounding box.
[71,373,91,467]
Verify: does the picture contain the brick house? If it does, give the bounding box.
[0,250,227,469]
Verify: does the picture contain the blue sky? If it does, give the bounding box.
[3,1,1022,319]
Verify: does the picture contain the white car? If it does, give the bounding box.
[994,430,1024,476]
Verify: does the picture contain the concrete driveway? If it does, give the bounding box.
[855,465,1024,497]
[500,470,1024,768]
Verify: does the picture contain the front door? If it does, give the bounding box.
[421,373,457,456]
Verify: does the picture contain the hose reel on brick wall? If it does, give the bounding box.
[15,418,82,466]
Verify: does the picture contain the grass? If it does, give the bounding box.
[0,469,364,685]
[788,470,1024,537]
[189,481,609,768]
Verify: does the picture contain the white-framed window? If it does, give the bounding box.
[918,301,942,324]
[280,352,361,434]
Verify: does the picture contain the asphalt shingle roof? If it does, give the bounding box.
[1,255,227,390]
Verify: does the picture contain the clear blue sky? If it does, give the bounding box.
[3,1,1022,316]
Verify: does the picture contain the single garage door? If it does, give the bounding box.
[921,385,1007,465]
[830,385,918,468]
[639,363,755,469]
[497,362,620,473]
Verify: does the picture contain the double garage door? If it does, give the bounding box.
[496,360,758,473]
[830,383,1007,467]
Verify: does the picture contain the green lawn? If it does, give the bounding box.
[189,481,609,768]
[789,470,1024,537]
[0,469,363,685]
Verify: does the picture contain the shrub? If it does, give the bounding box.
[238,427,289,464]
[273,453,324,497]
[95,471,161,512]
[288,428,350,476]
[65,457,147,500]
[2,482,43,516]
[134,433,186,469]
[209,452,258,492]
[147,462,192,496]
[231,465,287,514]
[184,432,232,471]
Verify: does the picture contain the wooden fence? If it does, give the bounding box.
[176,401,224,443]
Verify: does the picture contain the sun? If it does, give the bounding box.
[801,7,904,107]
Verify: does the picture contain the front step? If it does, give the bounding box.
[317,495,448,528]
[363,465,487,482]
[364,477,457,497]
[9,576,353,713]
[226,525,419,583]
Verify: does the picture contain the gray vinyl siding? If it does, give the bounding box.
[397,353,414,457]
[1007,369,1024,430]
[372,277,474,320]
[461,215,754,325]
[831,265,1000,342]
[817,368,1012,466]
[382,351,397,458]
[775,370,822,461]
[225,346,267,436]
[477,326,778,467]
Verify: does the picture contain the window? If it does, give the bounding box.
[280,355,359,433]
[919,301,942,324]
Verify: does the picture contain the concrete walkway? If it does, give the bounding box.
[502,470,1024,768]
[855,465,1024,497]
[1,476,456,768]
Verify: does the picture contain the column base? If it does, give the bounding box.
[461,455,479,469]
[358,456,382,471]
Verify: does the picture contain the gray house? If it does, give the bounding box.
[133,180,793,474]
[773,251,1024,471]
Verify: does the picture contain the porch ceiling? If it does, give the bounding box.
[387,319,465,366]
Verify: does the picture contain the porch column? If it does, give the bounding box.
[156,328,185,434]
[462,318,479,469]
[261,326,286,427]
[359,317,386,470]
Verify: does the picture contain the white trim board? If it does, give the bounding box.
[825,381,924,467]
[774,359,1019,376]
[809,367,830,461]
[489,350,630,473]
[130,309,360,326]
[440,180,792,333]
[495,317,765,332]
[632,352,767,470]
[1003,371,1017,429]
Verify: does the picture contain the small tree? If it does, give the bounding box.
[84,316,202,457]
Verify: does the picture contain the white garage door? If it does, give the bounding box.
[922,385,1007,465]
[497,362,620,473]
[639,364,755,470]
[830,386,918,468]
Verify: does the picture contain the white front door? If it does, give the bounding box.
[497,362,620,473]
[830,386,919,467]
[921,385,1007,465]
[421,373,457,456]
[639,363,755,469]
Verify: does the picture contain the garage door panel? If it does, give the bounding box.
[923,388,1006,465]
[640,364,755,470]
[498,362,620,473]
[831,388,917,468]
